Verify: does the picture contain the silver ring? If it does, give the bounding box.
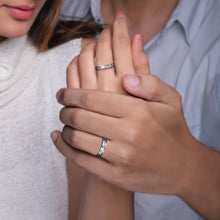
[96,137,108,158]
[95,63,115,70]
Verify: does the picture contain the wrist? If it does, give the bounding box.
[176,136,202,197]
[178,138,220,219]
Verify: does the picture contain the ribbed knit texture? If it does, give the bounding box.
[0,36,81,220]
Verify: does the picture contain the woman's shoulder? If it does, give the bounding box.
[52,37,82,59]
[46,38,82,74]
[51,37,96,56]
[47,37,96,74]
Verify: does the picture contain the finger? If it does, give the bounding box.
[62,126,121,163]
[57,88,139,117]
[59,107,124,140]
[122,74,182,109]
[96,26,113,66]
[67,55,80,88]
[95,27,116,90]
[51,131,117,184]
[78,41,97,89]
[113,12,135,77]
[62,126,106,156]
[131,34,150,75]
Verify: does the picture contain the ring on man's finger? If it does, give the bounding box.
[95,63,115,70]
[96,137,108,158]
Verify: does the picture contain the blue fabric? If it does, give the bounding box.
[135,0,220,219]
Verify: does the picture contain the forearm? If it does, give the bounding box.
[78,172,134,220]
[179,139,220,220]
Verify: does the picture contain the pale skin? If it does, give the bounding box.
[67,12,142,220]
[52,8,220,220]
[0,0,46,39]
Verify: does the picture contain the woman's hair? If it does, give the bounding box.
[28,0,102,51]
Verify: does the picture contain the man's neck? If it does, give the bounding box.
[101,0,179,44]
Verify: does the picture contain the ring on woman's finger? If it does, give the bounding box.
[95,63,115,70]
[96,137,108,158]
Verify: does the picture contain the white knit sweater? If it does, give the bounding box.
[0,36,81,220]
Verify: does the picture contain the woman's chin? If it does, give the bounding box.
[0,27,29,39]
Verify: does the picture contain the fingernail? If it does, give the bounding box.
[51,131,58,143]
[56,90,61,103]
[115,11,125,19]
[124,75,140,87]
[136,34,143,51]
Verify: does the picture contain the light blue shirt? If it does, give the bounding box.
[62,0,220,219]
[136,0,220,219]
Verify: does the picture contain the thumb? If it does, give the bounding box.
[122,74,182,109]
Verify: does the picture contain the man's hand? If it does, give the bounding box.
[51,12,220,220]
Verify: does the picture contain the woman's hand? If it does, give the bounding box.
[64,12,149,220]
[67,12,149,93]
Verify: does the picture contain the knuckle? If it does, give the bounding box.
[148,75,161,99]
[66,65,72,75]
[119,149,132,166]
[70,109,82,127]
[67,56,78,73]
[78,51,88,64]
[70,130,79,146]
[119,147,134,168]
[84,42,96,53]
[80,91,95,108]
[66,66,73,78]
[78,43,94,63]
[125,124,142,145]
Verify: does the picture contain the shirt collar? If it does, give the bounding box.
[166,0,209,45]
[60,0,90,20]
[90,0,103,23]
[61,0,211,45]
[60,0,103,22]
[89,0,210,45]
